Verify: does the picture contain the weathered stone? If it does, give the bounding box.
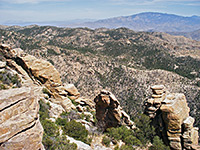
[183,116,195,129]
[1,44,10,49]
[169,141,182,150]
[94,90,133,131]
[151,85,164,90]
[161,94,190,141]
[153,89,164,95]
[152,94,162,98]
[0,61,6,68]
[0,86,44,149]
[21,55,62,85]
[75,97,95,108]
[191,127,199,145]
[153,98,163,104]
[42,98,65,118]
[7,47,61,85]
[54,86,68,96]
[0,119,44,150]
[146,98,154,104]
[121,110,135,128]
[61,97,76,111]
[67,135,92,150]
[191,144,200,150]
[6,59,33,85]
[63,84,80,97]
[77,105,84,112]
[147,106,158,111]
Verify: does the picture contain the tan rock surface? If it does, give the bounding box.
[145,85,199,150]
[21,55,62,84]
[191,127,199,145]
[0,119,44,150]
[151,85,164,90]
[63,84,80,97]
[0,86,44,149]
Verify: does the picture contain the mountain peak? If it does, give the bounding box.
[69,12,200,32]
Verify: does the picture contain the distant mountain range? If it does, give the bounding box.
[68,12,200,33]
[1,12,200,41]
[168,29,200,41]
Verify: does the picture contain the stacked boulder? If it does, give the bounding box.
[144,85,166,118]
[94,90,134,131]
[144,85,199,150]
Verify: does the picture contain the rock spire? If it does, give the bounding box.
[144,85,199,150]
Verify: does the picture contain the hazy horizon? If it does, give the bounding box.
[1,0,200,26]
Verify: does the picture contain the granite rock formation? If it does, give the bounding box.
[0,44,81,149]
[144,85,199,150]
[0,44,76,113]
[94,90,134,131]
[0,86,44,150]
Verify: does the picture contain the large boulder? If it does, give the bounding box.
[0,86,44,150]
[0,44,61,87]
[94,90,134,131]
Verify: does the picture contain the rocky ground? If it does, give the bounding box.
[0,44,134,150]
[0,25,200,148]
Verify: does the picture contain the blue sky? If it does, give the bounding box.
[0,0,200,25]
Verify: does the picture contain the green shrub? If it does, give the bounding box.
[10,74,20,84]
[39,100,50,120]
[62,120,89,144]
[41,119,59,137]
[60,110,81,120]
[114,145,135,150]
[47,59,54,65]
[124,135,141,146]
[56,117,68,126]
[102,136,111,147]
[60,111,70,118]
[0,84,6,89]
[70,99,79,106]
[0,74,3,81]
[47,49,59,55]
[42,88,50,95]
[149,136,170,150]
[43,134,77,150]
[0,71,21,88]
[85,115,91,122]
[107,126,123,140]
[107,126,133,141]
[134,114,155,145]
[42,133,53,149]
[39,101,77,150]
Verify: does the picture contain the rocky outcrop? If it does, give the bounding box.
[0,44,76,114]
[94,90,134,131]
[0,86,44,150]
[0,44,61,85]
[0,44,83,149]
[144,85,199,150]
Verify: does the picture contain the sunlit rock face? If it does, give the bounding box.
[144,85,199,150]
[0,87,44,150]
[0,44,78,149]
